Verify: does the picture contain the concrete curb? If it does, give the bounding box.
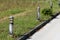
[17,12,60,40]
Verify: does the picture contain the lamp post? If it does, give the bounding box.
[58,0,60,7]
[37,6,40,20]
[9,16,14,36]
[50,0,53,9]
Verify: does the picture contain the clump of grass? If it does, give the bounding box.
[42,8,52,16]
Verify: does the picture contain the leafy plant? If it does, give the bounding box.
[42,8,52,16]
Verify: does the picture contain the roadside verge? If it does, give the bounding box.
[17,12,60,40]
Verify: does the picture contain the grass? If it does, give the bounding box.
[0,9,50,40]
[0,0,60,40]
[0,0,39,19]
[0,8,25,19]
